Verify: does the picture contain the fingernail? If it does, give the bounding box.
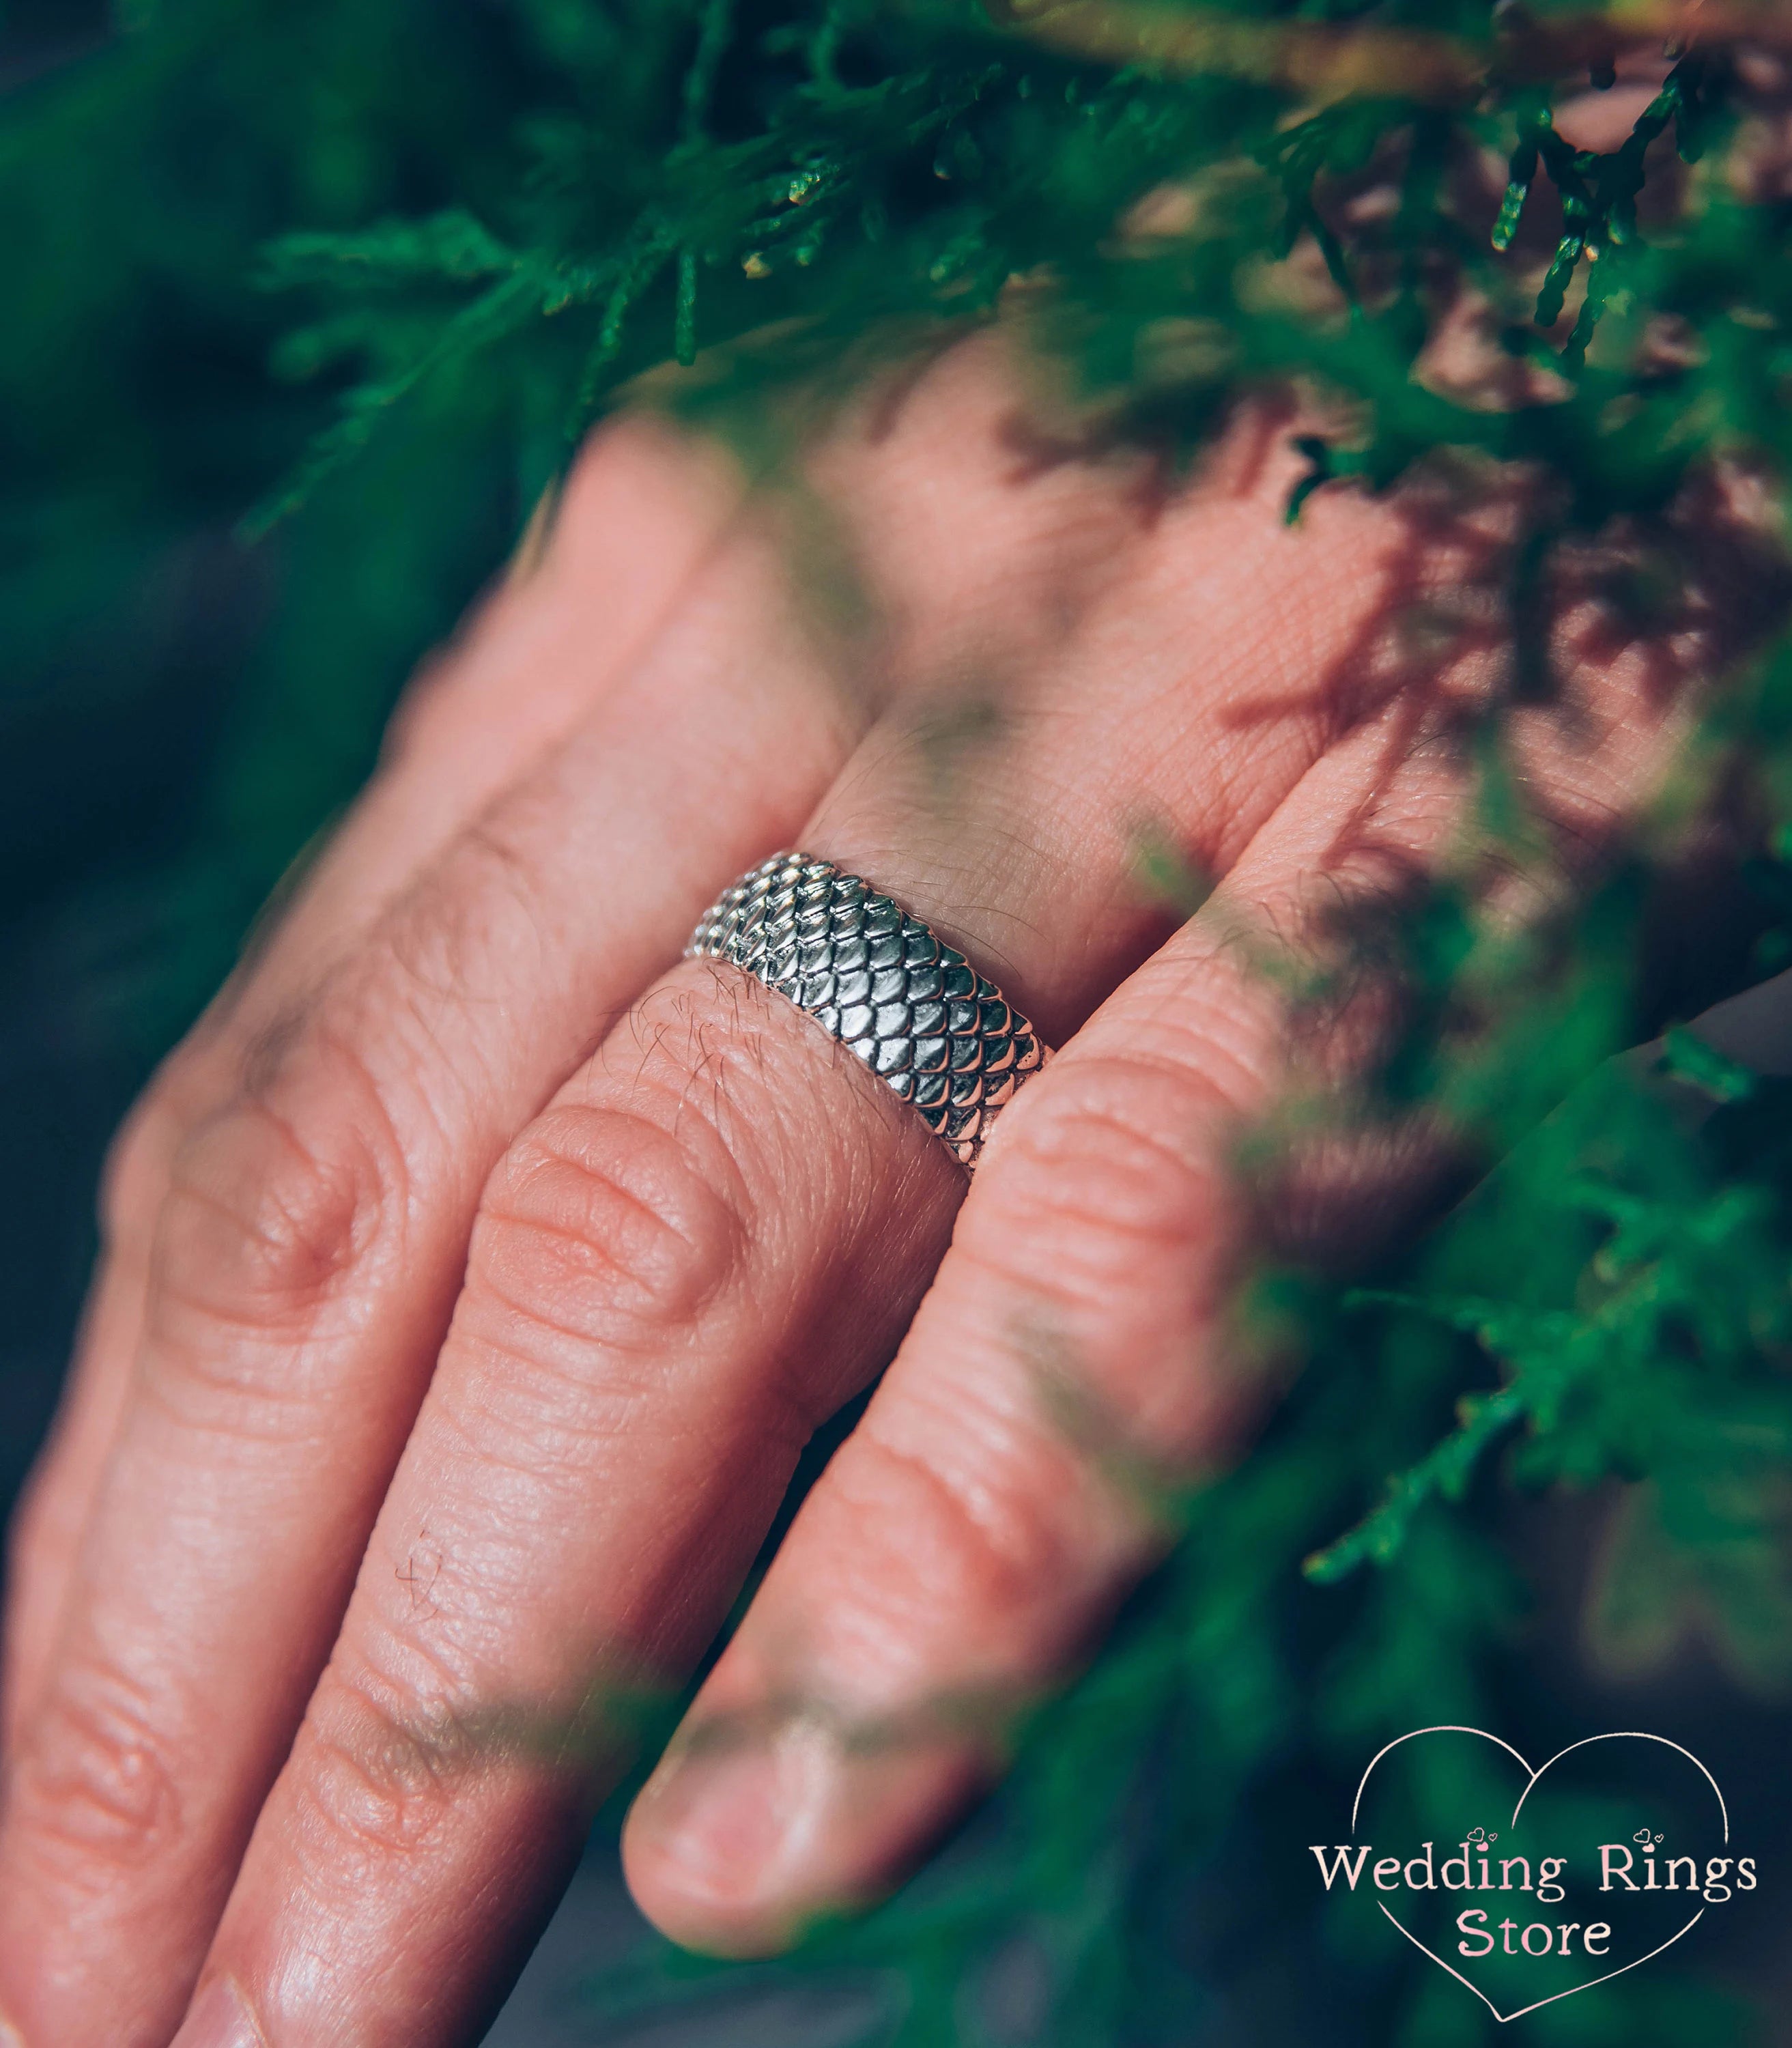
[640,1713,838,1903]
[171,1976,264,2048]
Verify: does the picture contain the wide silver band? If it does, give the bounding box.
[685,852,1049,1173]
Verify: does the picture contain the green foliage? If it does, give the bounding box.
[233,1,1792,548]
[9,1,1792,2043]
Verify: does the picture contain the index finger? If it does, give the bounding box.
[3,415,744,1752]
[0,502,860,2048]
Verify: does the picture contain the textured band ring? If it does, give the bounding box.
[685,851,1050,1173]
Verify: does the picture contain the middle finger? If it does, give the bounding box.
[169,410,1456,2045]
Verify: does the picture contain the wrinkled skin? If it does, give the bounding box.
[0,329,1764,2048]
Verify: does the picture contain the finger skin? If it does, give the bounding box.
[170,967,962,2047]
[622,641,1712,1956]
[1,416,743,1756]
[0,510,859,2048]
[11,326,1708,2043]
[156,402,1496,2045]
[614,718,1451,1952]
[3,329,1217,2048]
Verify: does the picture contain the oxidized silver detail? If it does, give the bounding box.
[685,851,1049,1173]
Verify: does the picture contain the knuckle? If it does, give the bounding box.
[966,1044,1273,1470]
[289,1660,468,1871]
[378,814,551,1019]
[151,1032,399,1345]
[973,1053,1230,1305]
[843,1414,1081,1634]
[469,1101,748,1363]
[10,1653,184,1875]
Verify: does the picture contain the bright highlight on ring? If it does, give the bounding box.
[687,851,1050,1172]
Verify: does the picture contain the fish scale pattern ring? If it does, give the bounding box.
[685,851,1051,1173]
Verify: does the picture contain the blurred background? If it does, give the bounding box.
[8,7,1792,2043]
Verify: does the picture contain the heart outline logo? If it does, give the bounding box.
[1351,1726,1729,2024]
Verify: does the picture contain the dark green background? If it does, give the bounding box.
[8,9,1792,2044]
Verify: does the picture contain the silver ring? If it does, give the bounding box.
[685,852,1050,1173]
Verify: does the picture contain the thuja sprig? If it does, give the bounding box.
[17,3,1792,2038]
[1307,1083,1792,1596]
[1491,54,1719,365]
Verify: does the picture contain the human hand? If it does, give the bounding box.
[0,331,1746,2047]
